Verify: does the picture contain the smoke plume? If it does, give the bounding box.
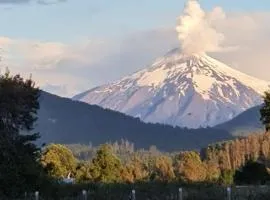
[176,0,226,55]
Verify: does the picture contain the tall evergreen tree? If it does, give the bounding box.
[234,161,270,185]
[260,91,270,131]
[0,70,42,197]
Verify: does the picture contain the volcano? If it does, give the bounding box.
[73,49,269,128]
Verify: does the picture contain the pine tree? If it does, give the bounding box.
[0,70,43,197]
[234,161,270,185]
[260,91,270,131]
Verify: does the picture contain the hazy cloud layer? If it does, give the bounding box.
[0,11,270,97]
[210,12,270,81]
[0,0,66,5]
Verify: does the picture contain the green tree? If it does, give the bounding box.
[260,91,270,131]
[219,169,234,186]
[75,162,92,183]
[90,144,122,183]
[234,161,270,185]
[0,71,43,197]
[41,144,77,179]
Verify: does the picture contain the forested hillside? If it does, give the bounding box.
[36,91,232,151]
[215,105,264,136]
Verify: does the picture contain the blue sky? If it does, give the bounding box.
[0,0,270,43]
[0,0,270,97]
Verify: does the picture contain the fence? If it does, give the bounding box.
[21,186,270,200]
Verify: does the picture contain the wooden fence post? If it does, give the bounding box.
[35,191,39,200]
[82,190,87,200]
[178,188,183,200]
[131,189,136,200]
[227,187,231,200]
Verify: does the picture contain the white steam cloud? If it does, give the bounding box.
[176,0,227,54]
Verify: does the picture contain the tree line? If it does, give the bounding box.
[42,131,270,186]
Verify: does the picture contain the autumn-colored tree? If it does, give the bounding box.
[151,156,175,182]
[202,132,270,172]
[41,144,77,179]
[262,139,270,159]
[120,166,134,183]
[90,144,122,183]
[175,151,206,182]
[249,135,260,161]
[205,161,221,183]
[121,155,148,183]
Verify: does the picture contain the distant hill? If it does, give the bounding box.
[215,105,264,136]
[35,92,232,151]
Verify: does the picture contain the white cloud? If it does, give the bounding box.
[210,12,270,81]
[0,10,270,97]
[0,38,93,96]
[176,0,226,54]
[0,30,176,97]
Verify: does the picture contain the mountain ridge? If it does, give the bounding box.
[215,105,264,136]
[35,91,233,151]
[73,48,269,128]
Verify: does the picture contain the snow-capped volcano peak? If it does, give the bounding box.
[73,49,270,128]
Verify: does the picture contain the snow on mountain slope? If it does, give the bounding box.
[73,48,270,128]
